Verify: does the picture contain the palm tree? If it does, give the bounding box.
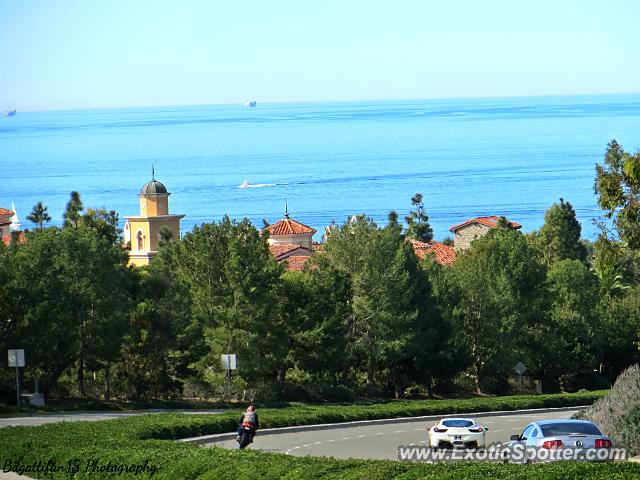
[592,261,630,296]
[27,201,52,231]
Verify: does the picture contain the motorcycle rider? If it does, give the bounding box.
[236,404,260,443]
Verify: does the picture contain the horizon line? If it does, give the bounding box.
[7,90,640,114]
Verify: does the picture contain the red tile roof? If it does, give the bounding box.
[0,208,14,216]
[268,243,308,259]
[264,217,317,236]
[2,231,25,246]
[449,216,522,232]
[284,255,312,271]
[409,239,456,266]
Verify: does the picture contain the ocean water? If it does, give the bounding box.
[2,94,640,241]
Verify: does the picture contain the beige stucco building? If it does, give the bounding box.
[449,216,521,251]
[124,177,184,266]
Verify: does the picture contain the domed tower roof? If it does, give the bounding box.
[139,179,168,195]
[139,167,169,195]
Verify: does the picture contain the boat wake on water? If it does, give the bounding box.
[238,180,279,189]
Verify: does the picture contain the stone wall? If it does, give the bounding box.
[453,223,492,251]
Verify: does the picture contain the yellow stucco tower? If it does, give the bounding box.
[124,175,184,266]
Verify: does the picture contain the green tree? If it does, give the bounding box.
[591,236,633,296]
[323,214,448,397]
[269,266,352,398]
[405,193,433,243]
[537,198,587,266]
[594,140,640,249]
[118,239,191,399]
[525,259,600,391]
[172,216,284,398]
[63,191,84,228]
[597,287,640,382]
[7,224,131,397]
[26,202,51,230]
[449,227,546,393]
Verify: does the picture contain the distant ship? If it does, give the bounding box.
[243,100,256,107]
[4,110,17,117]
[239,179,251,188]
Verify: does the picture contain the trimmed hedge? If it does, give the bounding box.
[2,391,634,480]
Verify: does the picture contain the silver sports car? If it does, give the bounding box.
[501,419,614,463]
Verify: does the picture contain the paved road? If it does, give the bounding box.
[207,409,580,460]
[0,410,225,428]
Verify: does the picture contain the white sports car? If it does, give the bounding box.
[428,417,488,449]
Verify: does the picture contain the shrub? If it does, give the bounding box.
[616,402,640,455]
[582,364,640,443]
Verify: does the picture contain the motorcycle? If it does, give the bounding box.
[238,422,255,449]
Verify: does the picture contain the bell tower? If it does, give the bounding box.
[124,171,185,266]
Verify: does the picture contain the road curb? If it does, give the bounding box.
[179,405,588,445]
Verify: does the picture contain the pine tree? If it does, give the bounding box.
[26,201,52,231]
[405,193,433,243]
[538,198,587,265]
[63,191,84,228]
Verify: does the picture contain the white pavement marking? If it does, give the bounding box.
[357,435,366,438]
[393,430,405,433]
[493,429,504,433]
[314,441,322,445]
[507,419,521,422]
[376,432,384,435]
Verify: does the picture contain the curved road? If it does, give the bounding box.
[206,409,580,460]
[0,410,225,428]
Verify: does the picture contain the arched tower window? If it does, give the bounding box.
[136,231,144,251]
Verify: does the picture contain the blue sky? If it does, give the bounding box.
[1,0,639,111]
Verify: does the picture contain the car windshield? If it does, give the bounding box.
[442,419,474,428]
[540,422,602,436]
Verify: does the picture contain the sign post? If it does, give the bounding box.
[8,349,25,406]
[514,361,527,391]
[220,354,237,401]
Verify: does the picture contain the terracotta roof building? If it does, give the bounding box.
[263,207,317,251]
[409,239,456,266]
[0,208,14,239]
[2,231,25,247]
[449,215,521,251]
[284,255,312,271]
[263,205,316,271]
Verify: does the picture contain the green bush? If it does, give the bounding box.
[582,364,640,448]
[616,402,640,455]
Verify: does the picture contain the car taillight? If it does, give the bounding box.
[433,426,448,433]
[468,427,484,433]
[542,440,563,449]
[596,439,612,448]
